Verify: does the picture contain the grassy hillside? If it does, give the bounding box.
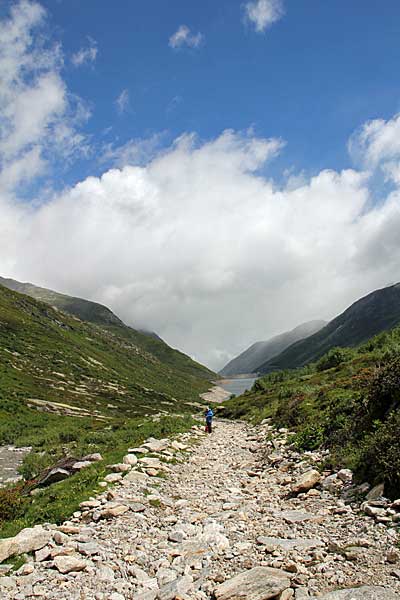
[257,283,400,373]
[0,283,215,537]
[0,276,214,382]
[221,326,400,497]
[0,277,123,326]
[0,284,213,439]
[220,320,326,376]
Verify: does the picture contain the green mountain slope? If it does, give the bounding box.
[220,320,326,376]
[0,277,123,327]
[257,283,400,373]
[0,283,214,537]
[221,325,400,497]
[0,284,213,423]
[0,276,213,381]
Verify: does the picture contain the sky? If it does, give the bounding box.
[1,0,400,370]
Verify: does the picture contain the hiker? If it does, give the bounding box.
[205,406,214,433]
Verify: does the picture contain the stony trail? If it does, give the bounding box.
[1,420,400,599]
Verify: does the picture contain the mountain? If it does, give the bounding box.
[257,283,400,373]
[0,276,212,381]
[0,277,123,327]
[0,283,214,424]
[220,320,326,376]
[221,323,400,497]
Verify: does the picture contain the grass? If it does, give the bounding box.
[0,284,213,539]
[0,284,213,428]
[0,414,196,539]
[221,326,400,498]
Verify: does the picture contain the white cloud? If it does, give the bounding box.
[71,37,97,67]
[169,25,203,49]
[348,113,400,176]
[0,0,90,194]
[116,89,129,114]
[244,0,285,33]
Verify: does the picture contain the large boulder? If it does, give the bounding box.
[53,555,88,573]
[143,438,170,452]
[311,586,399,599]
[292,469,321,494]
[123,454,138,466]
[38,467,70,486]
[213,567,291,600]
[0,525,52,563]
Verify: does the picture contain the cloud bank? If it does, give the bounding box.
[5,125,400,369]
[1,1,400,371]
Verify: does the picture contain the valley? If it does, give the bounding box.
[0,278,400,599]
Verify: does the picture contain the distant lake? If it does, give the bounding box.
[218,377,258,397]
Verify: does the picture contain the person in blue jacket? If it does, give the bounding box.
[205,406,214,433]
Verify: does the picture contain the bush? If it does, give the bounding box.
[0,486,27,523]
[293,424,325,451]
[316,347,352,372]
[364,357,400,421]
[356,411,400,497]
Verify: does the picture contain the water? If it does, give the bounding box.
[0,445,31,488]
[218,377,258,397]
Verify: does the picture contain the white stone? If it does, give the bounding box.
[53,555,88,573]
[123,454,138,465]
[292,470,321,494]
[0,526,52,563]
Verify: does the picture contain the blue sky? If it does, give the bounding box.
[29,0,400,185]
[1,0,400,368]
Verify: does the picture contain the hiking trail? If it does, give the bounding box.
[1,419,399,599]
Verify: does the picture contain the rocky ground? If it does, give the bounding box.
[0,420,399,599]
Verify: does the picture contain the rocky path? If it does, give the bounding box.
[1,420,400,599]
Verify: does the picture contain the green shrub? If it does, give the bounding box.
[357,411,400,496]
[293,424,325,451]
[0,487,27,523]
[316,347,352,372]
[363,357,400,421]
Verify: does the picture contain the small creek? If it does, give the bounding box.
[0,446,31,487]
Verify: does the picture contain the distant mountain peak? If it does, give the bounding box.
[256,282,400,373]
[220,319,326,376]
